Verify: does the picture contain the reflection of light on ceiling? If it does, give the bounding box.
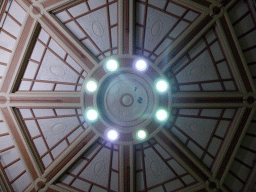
[135,60,148,71]
[136,130,147,140]
[156,80,168,92]
[86,109,98,121]
[106,59,119,71]
[107,130,119,141]
[86,80,97,92]
[156,109,168,121]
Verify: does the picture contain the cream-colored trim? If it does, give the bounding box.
[119,145,124,192]
[47,134,100,185]
[220,108,255,184]
[216,18,248,93]
[172,92,245,98]
[155,135,207,183]
[43,0,75,12]
[118,0,124,55]
[159,129,213,179]
[223,12,256,93]
[172,103,244,108]
[212,107,244,177]
[129,144,134,192]
[0,169,11,192]
[160,15,216,72]
[174,0,210,13]
[129,0,135,55]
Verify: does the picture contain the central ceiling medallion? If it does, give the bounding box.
[82,55,171,144]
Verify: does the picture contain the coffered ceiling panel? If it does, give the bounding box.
[54,0,118,60]
[167,108,239,170]
[17,107,88,169]
[0,0,26,88]
[166,27,238,92]
[135,138,198,191]
[0,112,31,192]
[56,139,119,192]
[135,0,200,61]
[17,27,88,92]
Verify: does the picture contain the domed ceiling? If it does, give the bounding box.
[0,0,256,191]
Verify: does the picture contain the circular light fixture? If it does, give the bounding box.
[156,109,168,121]
[106,59,118,72]
[107,129,119,141]
[136,130,147,140]
[135,60,148,71]
[86,109,98,122]
[156,80,168,93]
[86,80,97,92]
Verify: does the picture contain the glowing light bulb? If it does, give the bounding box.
[135,60,148,71]
[156,109,168,121]
[86,109,98,121]
[106,60,118,71]
[107,130,118,141]
[86,80,97,92]
[156,80,168,93]
[136,130,147,140]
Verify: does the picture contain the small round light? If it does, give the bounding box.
[135,60,148,71]
[136,130,147,140]
[156,109,168,121]
[106,60,118,71]
[156,80,168,92]
[86,80,97,92]
[86,109,98,121]
[107,130,119,141]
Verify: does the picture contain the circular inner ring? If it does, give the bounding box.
[120,93,134,107]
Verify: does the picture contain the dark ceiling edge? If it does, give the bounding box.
[191,0,211,8]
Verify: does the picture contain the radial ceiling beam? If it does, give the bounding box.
[216,108,255,184]
[0,107,39,181]
[218,13,255,93]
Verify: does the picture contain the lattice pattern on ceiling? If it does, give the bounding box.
[54,0,118,60]
[167,108,238,170]
[228,0,256,86]
[17,27,87,92]
[166,27,238,92]
[0,0,26,87]
[56,139,119,192]
[135,138,198,191]
[135,0,200,61]
[224,114,256,192]
[17,108,88,169]
[0,113,31,191]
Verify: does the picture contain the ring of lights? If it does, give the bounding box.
[82,55,171,144]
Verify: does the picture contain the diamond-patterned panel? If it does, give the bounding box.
[17,27,87,92]
[166,28,238,92]
[135,138,198,191]
[0,0,26,87]
[0,112,31,191]
[135,0,200,61]
[167,108,238,170]
[17,108,88,169]
[56,139,119,192]
[55,0,118,60]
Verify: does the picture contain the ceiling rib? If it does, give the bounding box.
[0,15,35,93]
[1,107,38,180]
[118,0,124,55]
[219,14,255,93]
[217,108,255,183]
[123,0,129,54]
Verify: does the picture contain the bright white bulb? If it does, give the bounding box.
[86,80,97,92]
[136,130,147,140]
[106,60,118,71]
[107,130,118,141]
[135,60,148,71]
[86,109,98,121]
[156,80,168,92]
[156,109,168,121]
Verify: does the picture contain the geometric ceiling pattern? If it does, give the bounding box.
[0,0,256,192]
